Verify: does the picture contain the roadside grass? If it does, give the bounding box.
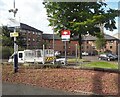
[83,61,118,69]
[67,58,118,69]
[67,58,88,63]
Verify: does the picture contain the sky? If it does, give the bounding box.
[0,0,120,35]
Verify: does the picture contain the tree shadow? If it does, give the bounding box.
[117,43,120,96]
[91,69,120,97]
[91,71,105,96]
[117,73,120,96]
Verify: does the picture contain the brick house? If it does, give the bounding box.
[81,34,119,55]
[20,23,43,49]
[42,34,119,55]
[42,34,78,55]
[8,23,119,55]
[8,23,43,49]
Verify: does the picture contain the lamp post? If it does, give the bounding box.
[9,0,18,73]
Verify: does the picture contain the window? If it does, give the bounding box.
[19,53,23,58]
[23,38,26,40]
[110,46,112,49]
[38,33,41,35]
[110,40,114,43]
[22,33,26,35]
[81,46,83,49]
[93,46,96,49]
[35,50,41,57]
[87,46,89,49]
[72,51,75,55]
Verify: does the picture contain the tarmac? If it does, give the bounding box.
[2,82,80,95]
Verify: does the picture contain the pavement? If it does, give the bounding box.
[2,82,83,95]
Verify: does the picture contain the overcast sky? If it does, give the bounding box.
[0,0,119,35]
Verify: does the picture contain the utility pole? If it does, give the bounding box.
[9,0,18,73]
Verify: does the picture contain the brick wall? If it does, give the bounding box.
[43,39,118,56]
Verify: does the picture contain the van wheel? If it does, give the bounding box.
[107,58,110,61]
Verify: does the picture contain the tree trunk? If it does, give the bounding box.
[78,34,82,59]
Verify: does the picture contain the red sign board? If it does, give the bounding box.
[61,30,70,41]
[61,30,70,35]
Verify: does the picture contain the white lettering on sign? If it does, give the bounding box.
[61,30,70,41]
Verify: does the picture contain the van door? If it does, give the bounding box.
[18,52,24,63]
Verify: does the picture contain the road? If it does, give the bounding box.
[82,56,99,62]
[2,82,86,95]
[83,56,118,64]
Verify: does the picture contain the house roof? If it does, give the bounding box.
[8,23,43,33]
[82,34,118,41]
[42,34,61,40]
[20,23,43,33]
[43,33,118,41]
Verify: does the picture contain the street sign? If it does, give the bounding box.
[10,32,19,37]
[61,30,70,41]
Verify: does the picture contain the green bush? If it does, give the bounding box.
[2,46,13,59]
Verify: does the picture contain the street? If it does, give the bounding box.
[2,82,76,95]
[82,56,99,62]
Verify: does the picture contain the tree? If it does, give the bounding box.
[2,26,13,47]
[43,1,118,58]
[95,33,106,53]
[2,26,26,49]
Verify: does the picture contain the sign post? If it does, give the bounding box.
[61,30,70,65]
[8,0,19,73]
[10,30,19,73]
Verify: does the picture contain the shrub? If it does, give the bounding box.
[2,46,13,59]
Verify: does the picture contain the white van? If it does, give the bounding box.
[8,49,54,64]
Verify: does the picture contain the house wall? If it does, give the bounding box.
[43,39,118,55]
[81,40,118,55]
[105,40,118,54]
[43,39,78,55]
[81,40,97,55]
[20,30,42,49]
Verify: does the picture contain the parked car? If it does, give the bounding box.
[82,52,89,56]
[98,53,118,61]
[56,58,65,65]
[55,51,61,56]
[51,58,65,65]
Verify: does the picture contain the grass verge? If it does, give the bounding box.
[83,61,118,69]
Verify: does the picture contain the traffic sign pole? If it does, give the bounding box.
[65,41,67,65]
[9,0,19,73]
[13,28,18,73]
[61,30,71,65]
